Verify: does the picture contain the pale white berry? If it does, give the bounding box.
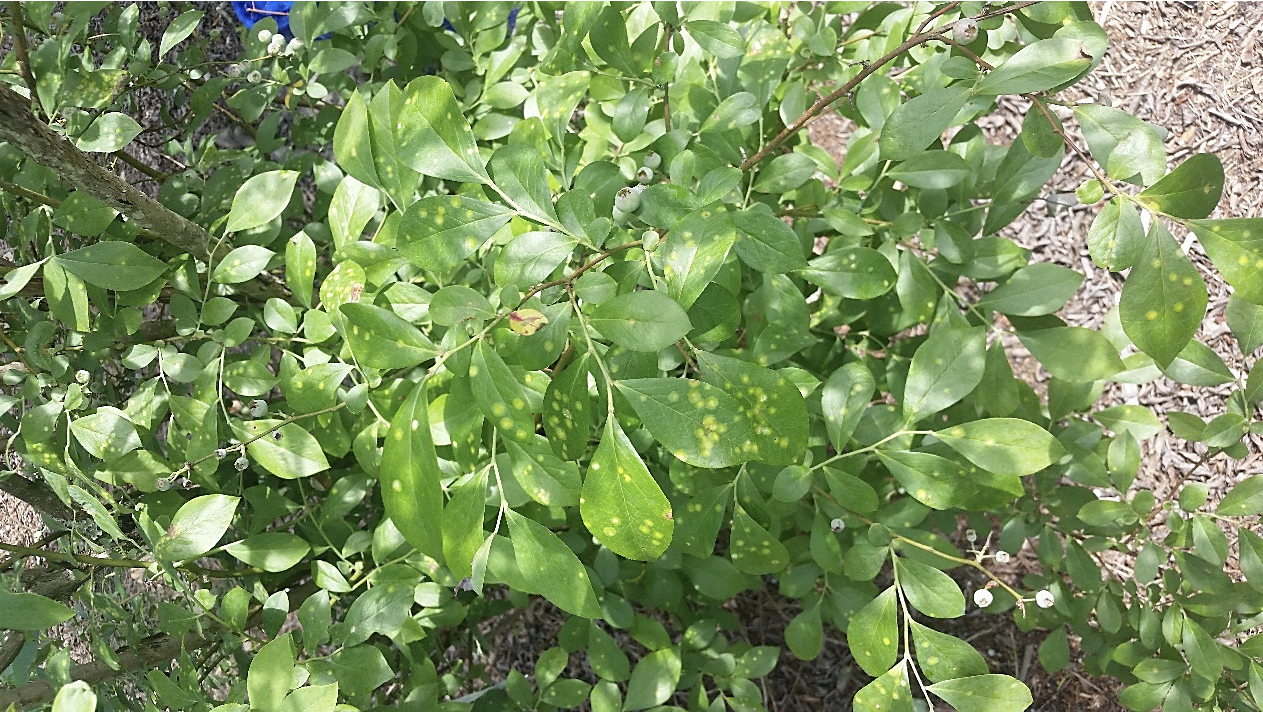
[214,448,227,460]
[994,550,1011,564]
[249,399,268,417]
[268,36,285,55]
[75,370,90,384]
[1036,590,1055,608]
[155,477,172,491]
[643,151,661,169]
[247,70,263,83]
[614,186,641,213]
[973,589,994,608]
[257,29,273,43]
[234,456,250,471]
[286,38,304,54]
[636,166,654,185]
[952,18,978,44]
[830,518,845,533]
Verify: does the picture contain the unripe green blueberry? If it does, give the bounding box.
[614,186,641,213]
[247,70,263,83]
[75,370,90,384]
[952,18,979,44]
[612,206,631,225]
[234,456,250,471]
[286,38,303,54]
[257,29,273,43]
[643,151,661,170]
[641,230,660,251]
[636,166,653,185]
[249,399,268,417]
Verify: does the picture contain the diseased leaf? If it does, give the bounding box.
[226,171,298,233]
[396,76,490,184]
[976,38,1092,95]
[1087,197,1145,271]
[616,378,753,468]
[800,247,896,299]
[1017,327,1125,382]
[1137,153,1223,219]
[903,327,986,423]
[379,381,444,560]
[926,675,1033,712]
[54,242,166,291]
[340,303,440,369]
[934,418,1066,476]
[1118,222,1207,367]
[581,418,673,560]
[1187,218,1263,305]
[589,291,691,352]
[847,587,899,677]
[822,362,875,451]
[695,352,808,466]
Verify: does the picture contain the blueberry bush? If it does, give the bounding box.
[1,2,1262,711]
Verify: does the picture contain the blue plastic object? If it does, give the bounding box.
[232,0,295,36]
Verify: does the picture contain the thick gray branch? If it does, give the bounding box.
[0,84,212,261]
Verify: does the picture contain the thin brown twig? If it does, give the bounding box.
[6,2,42,119]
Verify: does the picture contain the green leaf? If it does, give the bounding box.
[276,685,337,712]
[505,509,601,618]
[975,264,1084,316]
[848,587,899,677]
[1020,100,1065,158]
[226,171,298,233]
[50,681,97,712]
[587,623,630,681]
[340,303,440,369]
[539,3,602,74]
[506,437,580,507]
[1074,104,1167,185]
[1187,218,1263,305]
[589,291,691,352]
[976,38,1092,95]
[730,504,790,575]
[824,468,879,513]
[1087,197,1145,271]
[880,87,972,161]
[535,71,590,141]
[328,175,379,247]
[71,407,141,460]
[612,86,650,141]
[472,341,540,445]
[909,620,990,683]
[223,360,278,397]
[888,150,970,189]
[543,354,593,460]
[396,77,490,184]
[338,582,412,646]
[730,210,807,273]
[1016,327,1125,382]
[878,451,971,510]
[248,634,295,712]
[1137,153,1223,219]
[1227,293,1263,354]
[494,230,576,286]
[235,420,331,479]
[282,363,353,414]
[854,662,914,712]
[380,381,444,560]
[700,92,760,134]
[285,232,317,307]
[581,418,673,561]
[659,209,736,308]
[74,112,142,152]
[623,647,682,711]
[1118,222,1207,367]
[695,351,808,466]
[1093,404,1162,440]
[442,468,488,580]
[684,20,744,59]
[934,418,1066,476]
[1161,340,1234,386]
[159,10,203,55]
[333,90,379,188]
[896,558,964,618]
[212,245,275,285]
[429,285,495,325]
[785,604,823,660]
[926,675,1033,712]
[325,646,391,696]
[616,378,753,468]
[903,327,986,422]
[752,153,818,193]
[800,247,896,299]
[0,592,75,630]
[226,533,310,572]
[822,362,875,451]
[1219,475,1263,517]
[490,143,559,225]
[156,494,240,561]
[54,242,166,291]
